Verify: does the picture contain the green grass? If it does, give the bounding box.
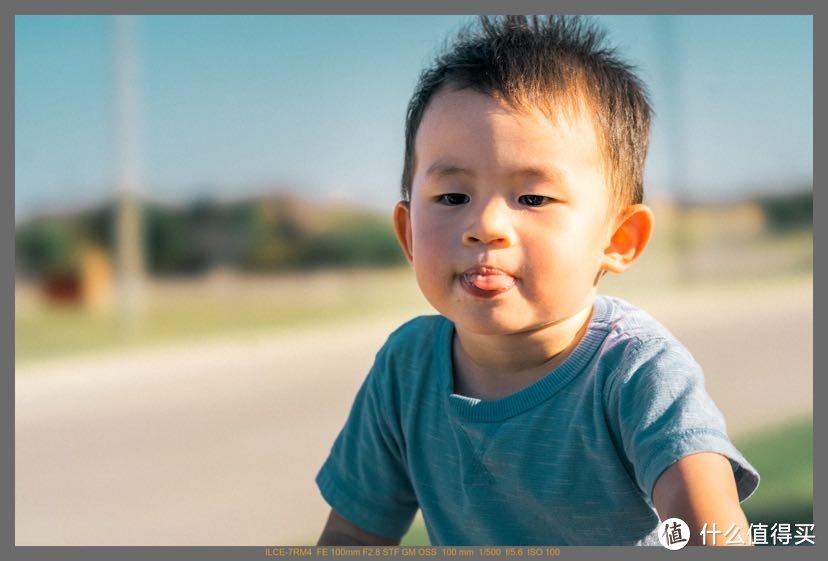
[401,513,430,546]
[734,416,813,526]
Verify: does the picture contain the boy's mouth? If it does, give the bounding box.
[459,266,516,297]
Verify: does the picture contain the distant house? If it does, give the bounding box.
[42,243,114,314]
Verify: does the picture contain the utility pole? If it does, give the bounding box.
[114,15,146,332]
[655,16,692,283]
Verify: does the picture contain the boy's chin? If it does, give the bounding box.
[446,311,552,338]
[443,304,593,339]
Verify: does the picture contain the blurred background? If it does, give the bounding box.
[15,15,812,545]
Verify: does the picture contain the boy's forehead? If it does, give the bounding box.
[419,86,600,144]
[415,87,605,171]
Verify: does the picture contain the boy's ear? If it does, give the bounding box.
[601,204,654,274]
[393,201,414,264]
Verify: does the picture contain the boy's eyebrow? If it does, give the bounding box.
[425,162,475,179]
[509,166,565,184]
[425,161,565,185]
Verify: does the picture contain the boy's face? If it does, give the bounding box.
[395,87,619,337]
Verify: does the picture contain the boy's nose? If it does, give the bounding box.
[462,199,515,247]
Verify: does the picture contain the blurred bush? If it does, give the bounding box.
[305,217,405,267]
[16,221,84,278]
[756,190,813,232]
[15,193,407,280]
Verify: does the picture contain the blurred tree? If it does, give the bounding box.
[146,205,209,273]
[758,190,812,232]
[237,202,302,270]
[305,216,405,268]
[16,193,408,277]
[16,220,83,277]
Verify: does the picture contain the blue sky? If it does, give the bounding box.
[15,15,813,221]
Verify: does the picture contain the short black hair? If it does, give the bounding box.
[401,15,653,210]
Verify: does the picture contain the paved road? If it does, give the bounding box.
[15,277,812,545]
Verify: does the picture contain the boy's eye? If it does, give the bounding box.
[436,193,470,206]
[518,194,553,207]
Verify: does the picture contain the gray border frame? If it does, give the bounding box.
[5,1,819,560]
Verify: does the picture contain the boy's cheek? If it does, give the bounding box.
[409,238,439,265]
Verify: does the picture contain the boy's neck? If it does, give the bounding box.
[451,301,594,401]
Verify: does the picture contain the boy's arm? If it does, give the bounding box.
[652,452,750,546]
[317,509,401,546]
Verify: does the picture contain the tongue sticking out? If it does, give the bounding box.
[465,271,515,291]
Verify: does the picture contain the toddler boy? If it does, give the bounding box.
[316,16,758,546]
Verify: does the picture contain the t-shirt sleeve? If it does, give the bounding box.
[315,345,419,540]
[605,337,760,504]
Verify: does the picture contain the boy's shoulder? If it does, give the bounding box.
[591,294,700,381]
[593,294,702,393]
[390,313,450,336]
[365,314,453,400]
[383,314,451,350]
[594,294,685,349]
[372,314,452,369]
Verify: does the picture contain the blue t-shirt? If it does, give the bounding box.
[316,295,759,545]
